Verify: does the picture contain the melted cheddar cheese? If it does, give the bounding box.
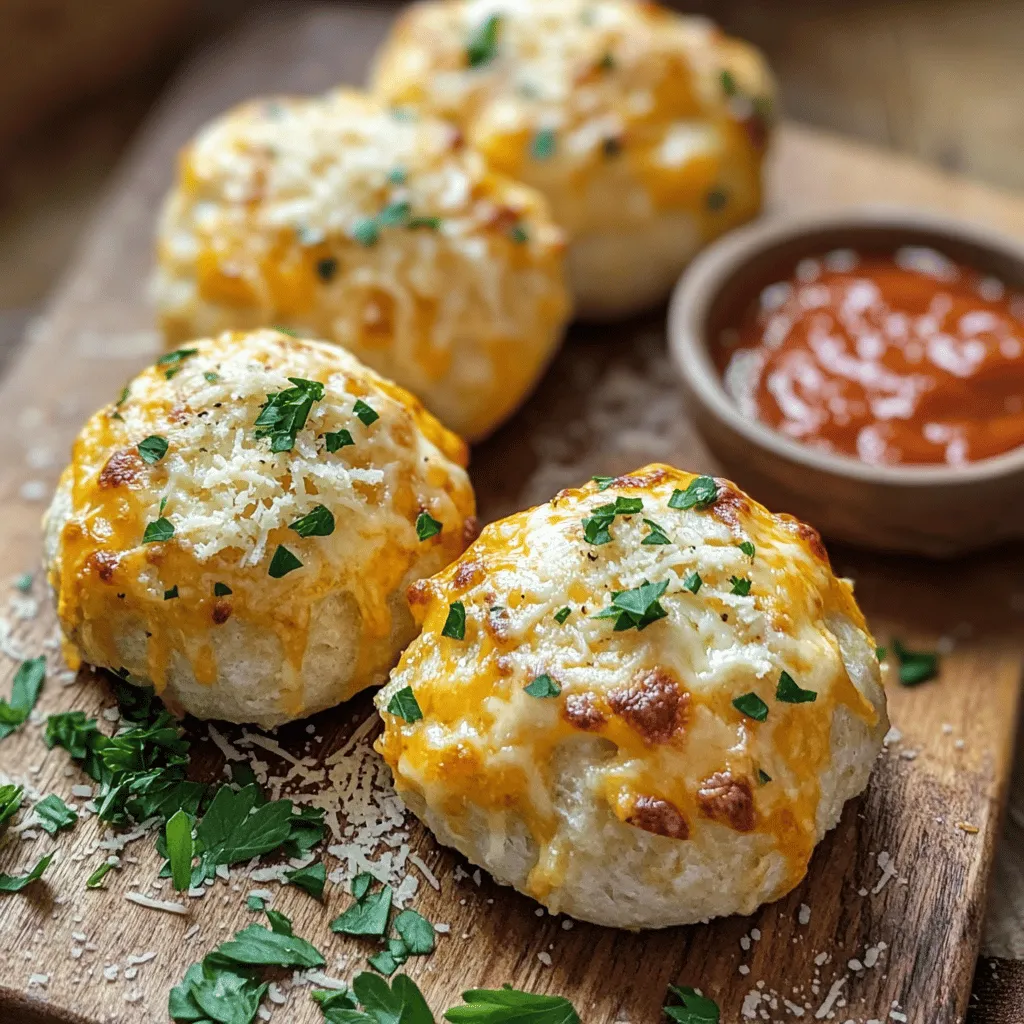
[376,465,886,915]
[44,329,476,725]
[152,89,571,440]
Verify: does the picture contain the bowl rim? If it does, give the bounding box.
[667,205,1024,487]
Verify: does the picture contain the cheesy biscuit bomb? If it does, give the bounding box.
[43,329,476,727]
[375,466,887,928]
[152,89,570,441]
[371,0,775,320]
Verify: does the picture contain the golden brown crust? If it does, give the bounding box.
[697,771,756,833]
[626,795,689,840]
[98,449,145,489]
[562,692,608,732]
[608,668,688,745]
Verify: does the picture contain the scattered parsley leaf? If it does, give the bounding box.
[442,601,466,640]
[14,572,32,592]
[85,861,115,889]
[757,769,772,785]
[166,809,193,892]
[554,606,571,624]
[582,495,644,545]
[164,586,179,601]
[875,646,887,662]
[732,692,769,722]
[446,986,580,1024]
[254,377,325,452]
[353,973,433,1024]
[215,924,325,968]
[352,218,380,247]
[354,399,379,426]
[286,860,326,901]
[143,517,175,544]
[116,385,130,407]
[598,51,615,71]
[592,475,616,491]
[0,784,23,832]
[776,671,817,704]
[720,69,737,96]
[507,223,529,244]
[137,435,169,464]
[352,873,373,901]
[157,349,198,370]
[325,429,355,452]
[312,987,363,1021]
[668,476,719,511]
[892,639,939,686]
[379,201,411,227]
[269,545,303,578]
[530,127,557,160]
[683,571,703,594]
[34,794,76,835]
[388,166,408,185]
[416,511,442,541]
[387,686,423,724]
[593,580,669,632]
[642,519,671,545]
[214,582,232,597]
[467,12,502,67]
[738,541,755,557]
[203,371,219,384]
[247,895,265,912]
[289,505,335,538]
[275,325,299,337]
[0,656,45,741]
[408,216,442,231]
[524,674,560,698]
[0,852,54,894]
[729,576,751,597]
[663,984,720,1024]
[393,909,435,956]
[331,883,392,938]
[266,908,293,935]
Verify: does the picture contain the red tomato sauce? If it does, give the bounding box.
[713,247,1024,466]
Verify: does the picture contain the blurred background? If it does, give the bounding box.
[3,0,1023,370]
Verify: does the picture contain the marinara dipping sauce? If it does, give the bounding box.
[714,246,1024,466]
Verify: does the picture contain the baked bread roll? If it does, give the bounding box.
[375,464,887,928]
[152,88,571,441]
[371,0,775,320]
[44,328,476,727]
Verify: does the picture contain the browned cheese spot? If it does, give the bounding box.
[607,667,689,745]
[626,795,689,840]
[562,692,607,732]
[86,550,119,584]
[212,599,232,625]
[453,560,484,590]
[697,771,756,833]
[98,450,145,489]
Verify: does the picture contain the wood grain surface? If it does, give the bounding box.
[1,6,1023,1023]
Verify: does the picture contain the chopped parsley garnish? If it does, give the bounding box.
[353,398,379,426]
[254,377,325,452]
[732,692,768,722]
[116,385,130,407]
[352,217,381,247]
[876,646,887,661]
[642,519,670,545]
[776,671,817,704]
[325,429,355,452]
[387,686,423,724]
[268,545,303,578]
[507,223,529,244]
[316,256,338,282]
[214,582,232,597]
[163,585,179,601]
[85,861,116,889]
[706,189,728,212]
[892,639,939,686]
[446,988,580,1024]
[593,579,669,632]
[0,785,23,832]
[408,215,442,230]
[388,166,407,185]
[554,606,571,624]
[33,794,76,835]
[165,808,193,892]
[379,200,412,226]
[0,853,54,894]
[467,12,502,67]
[246,895,265,912]
[285,860,326,900]
[13,573,32,592]
[137,435,168,464]
[530,127,558,161]
[598,51,615,71]
[274,325,299,337]
[394,908,436,956]
[729,576,752,596]
[442,601,467,640]
[582,495,644,545]
[524,674,560,698]
[668,475,719,511]
[720,69,737,96]
[331,878,392,937]
[143,517,174,544]
[683,571,703,594]
[757,769,772,785]
[157,349,198,376]
[739,541,756,557]
[0,656,45,741]
[592,475,616,491]
[663,984,720,1024]
[416,511,442,541]
[289,504,335,538]
[203,371,219,384]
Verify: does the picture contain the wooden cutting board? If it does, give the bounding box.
[1,6,1023,1023]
